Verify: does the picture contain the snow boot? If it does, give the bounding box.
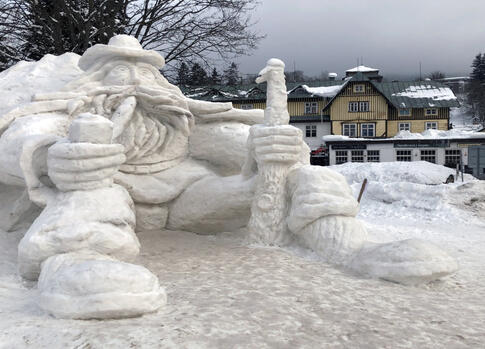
[298,215,458,285]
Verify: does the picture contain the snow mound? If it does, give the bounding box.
[329,161,474,185]
[330,162,483,228]
[0,53,82,117]
[393,128,484,139]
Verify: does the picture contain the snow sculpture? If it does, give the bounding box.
[0,35,457,320]
[247,58,293,245]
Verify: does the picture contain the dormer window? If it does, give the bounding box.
[304,102,318,114]
[353,84,365,93]
[399,108,411,116]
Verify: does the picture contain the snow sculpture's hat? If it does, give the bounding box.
[78,35,165,71]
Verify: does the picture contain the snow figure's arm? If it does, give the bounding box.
[0,114,69,204]
[186,98,264,125]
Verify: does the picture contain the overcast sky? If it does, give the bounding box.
[237,0,485,79]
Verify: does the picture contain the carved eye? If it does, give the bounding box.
[115,65,129,73]
[139,68,155,79]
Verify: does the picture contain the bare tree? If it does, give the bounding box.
[428,71,446,80]
[0,0,264,73]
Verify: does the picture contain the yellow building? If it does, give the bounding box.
[182,67,459,144]
[321,69,459,138]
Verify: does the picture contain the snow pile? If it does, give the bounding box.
[330,161,474,185]
[391,85,456,101]
[330,162,480,226]
[393,128,485,139]
[322,128,485,142]
[301,84,343,97]
[0,53,81,117]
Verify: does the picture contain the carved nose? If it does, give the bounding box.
[131,70,141,85]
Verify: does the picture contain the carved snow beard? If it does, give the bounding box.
[106,92,193,164]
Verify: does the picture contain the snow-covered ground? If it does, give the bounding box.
[1,162,484,348]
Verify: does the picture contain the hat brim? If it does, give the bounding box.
[78,44,165,71]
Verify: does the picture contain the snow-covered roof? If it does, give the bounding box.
[377,81,459,108]
[391,85,456,101]
[300,84,343,98]
[322,129,485,142]
[346,65,379,73]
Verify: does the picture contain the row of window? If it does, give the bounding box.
[348,101,369,112]
[341,121,439,138]
[239,103,439,118]
[335,149,462,165]
[343,123,375,137]
[398,122,437,132]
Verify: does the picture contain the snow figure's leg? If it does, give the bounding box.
[18,114,166,319]
[287,165,458,285]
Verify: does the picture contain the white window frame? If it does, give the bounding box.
[367,150,380,162]
[353,84,365,93]
[335,150,348,164]
[399,108,411,116]
[425,122,438,130]
[398,123,411,131]
[359,101,369,112]
[351,150,364,162]
[396,150,412,162]
[305,125,317,137]
[445,149,461,166]
[240,104,253,110]
[342,123,357,137]
[361,123,375,137]
[425,108,438,116]
[349,101,369,112]
[304,102,318,114]
[420,149,436,163]
[348,101,359,112]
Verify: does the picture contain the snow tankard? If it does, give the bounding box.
[0,35,457,319]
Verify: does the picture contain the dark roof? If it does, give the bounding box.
[182,74,459,109]
[375,81,460,108]
[181,80,343,102]
[321,73,459,112]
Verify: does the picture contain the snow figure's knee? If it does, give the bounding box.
[18,185,139,280]
[286,165,359,233]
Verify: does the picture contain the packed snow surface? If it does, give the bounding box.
[391,85,456,101]
[0,53,81,117]
[1,162,484,348]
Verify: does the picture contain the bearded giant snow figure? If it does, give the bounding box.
[0,36,457,319]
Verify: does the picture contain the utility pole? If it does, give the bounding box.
[419,61,422,81]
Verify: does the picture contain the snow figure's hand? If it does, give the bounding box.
[46,114,126,192]
[249,124,303,165]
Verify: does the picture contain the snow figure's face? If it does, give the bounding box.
[103,60,159,86]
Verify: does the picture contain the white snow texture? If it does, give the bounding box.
[0,35,459,321]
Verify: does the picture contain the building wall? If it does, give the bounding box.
[287,100,328,117]
[293,122,330,150]
[329,82,388,124]
[233,100,330,118]
[387,119,449,137]
[328,141,477,166]
[331,120,387,137]
[233,102,266,110]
